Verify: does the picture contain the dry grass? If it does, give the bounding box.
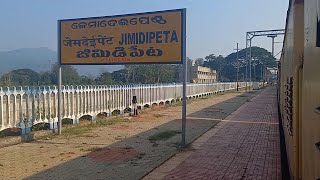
[87,146,103,152]
[153,114,166,118]
[148,130,181,142]
[56,117,129,138]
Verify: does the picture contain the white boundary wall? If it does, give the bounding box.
[0,82,256,134]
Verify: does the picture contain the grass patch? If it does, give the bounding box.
[61,117,129,137]
[172,94,218,107]
[43,133,57,140]
[31,123,50,131]
[247,91,257,93]
[62,125,93,137]
[173,142,196,151]
[95,116,128,126]
[172,101,183,107]
[172,99,193,107]
[62,118,74,125]
[0,131,5,138]
[153,114,166,118]
[81,134,99,138]
[0,128,20,138]
[148,130,181,142]
[87,146,103,152]
[239,94,248,97]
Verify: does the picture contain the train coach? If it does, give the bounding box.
[278,0,320,179]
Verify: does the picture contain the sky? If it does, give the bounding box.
[0,0,288,60]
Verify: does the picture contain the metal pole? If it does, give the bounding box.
[58,65,62,135]
[182,55,187,148]
[245,60,248,91]
[271,37,275,57]
[249,39,252,89]
[265,66,267,82]
[270,36,275,85]
[181,9,187,148]
[57,20,62,135]
[245,33,249,92]
[236,43,239,91]
[253,64,256,81]
[261,65,263,81]
[245,61,248,81]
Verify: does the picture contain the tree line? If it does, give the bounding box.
[0,46,277,86]
[202,46,277,82]
[0,64,181,86]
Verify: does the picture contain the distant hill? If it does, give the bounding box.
[0,68,40,86]
[0,48,123,76]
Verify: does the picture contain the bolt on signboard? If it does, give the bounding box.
[58,9,187,147]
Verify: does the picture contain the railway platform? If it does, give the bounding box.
[145,87,282,180]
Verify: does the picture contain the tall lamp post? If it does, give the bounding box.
[233,43,244,91]
[267,34,278,85]
[236,43,239,91]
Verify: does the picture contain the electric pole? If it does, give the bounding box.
[236,43,239,91]
[233,43,243,91]
[267,34,277,84]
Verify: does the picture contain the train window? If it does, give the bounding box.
[315,141,320,152]
[315,106,320,115]
[317,17,320,47]
[318,1,320,47]
[285,77,293,136]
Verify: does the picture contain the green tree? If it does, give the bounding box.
[223,46,276,81]
[51,63,81,85]
[114,64,179,84]
[194,58,205,66]
[39,71,53,85]
[203,47,277,82]
[80,75,95,85]
[204,54,225,81]
[111,69,127,84]
[95,72,113,85]
[0,69,40,86]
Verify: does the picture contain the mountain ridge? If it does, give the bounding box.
[0,47,123,76]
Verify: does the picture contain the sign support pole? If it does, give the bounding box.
[57,20,62,135]
[58,65,62,135]
[181,9,187,148]
[182,53,187,148]
[236,43,239,91]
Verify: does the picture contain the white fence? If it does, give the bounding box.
[0,82,251,134]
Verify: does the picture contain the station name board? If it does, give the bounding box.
[59,9,186,65]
